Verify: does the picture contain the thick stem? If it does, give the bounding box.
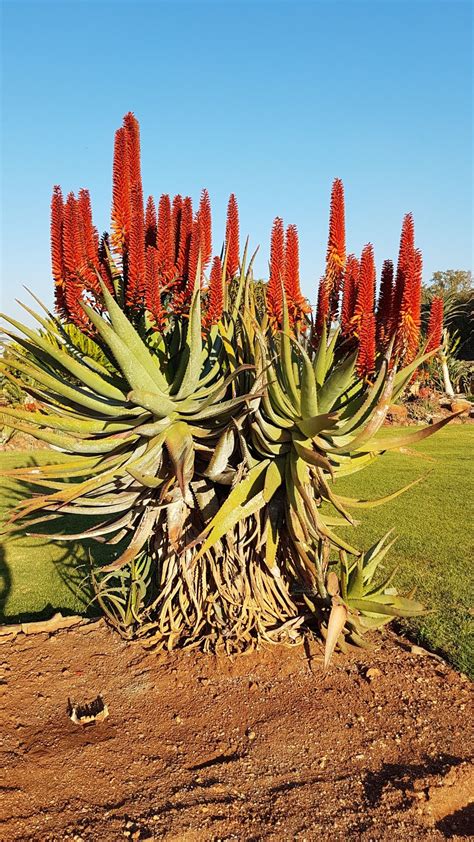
[440,354,455,397]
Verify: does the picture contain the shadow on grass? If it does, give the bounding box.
[0,452,123,624]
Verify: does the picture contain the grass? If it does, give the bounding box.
[1,425,472,675]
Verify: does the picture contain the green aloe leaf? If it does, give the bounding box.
[191,459,275,561]
[164,421,195,493]
[317,351,357,414]
[0,358,132,418]
[338,475,425,508]
[1,314,125,400]
[357,411,463,453]
[172,264,203,398]
[99,281,170,392]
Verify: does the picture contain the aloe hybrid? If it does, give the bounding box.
[0,112,457,658]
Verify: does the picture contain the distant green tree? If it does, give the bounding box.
[422,269,473,358]
[423,269,472,301]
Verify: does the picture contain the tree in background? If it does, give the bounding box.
[422,270,473,358]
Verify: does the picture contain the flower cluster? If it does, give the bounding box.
[51,113,435,377]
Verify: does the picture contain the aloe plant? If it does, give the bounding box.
[0,112,459,659]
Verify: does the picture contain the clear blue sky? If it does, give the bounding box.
[1,0,472,322]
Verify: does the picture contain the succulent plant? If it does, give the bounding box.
[0,112,460,659]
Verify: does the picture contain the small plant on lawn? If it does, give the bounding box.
[0,113,460,658]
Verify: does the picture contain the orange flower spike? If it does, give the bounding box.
[266,217,285,328]
[284,224,299,301]
[123,112,143,204]
[341,254,359,335]
[354,243,376,321]
[111,127,131,254]
[145,245,165,331]
[284,224,310,328]
[326,178,346,318]
[225,193,240,279]
[62,194,92,331]
[205,256,224,327]
[425,296,444,354]
[400,247,423,361]
[391,213,415,333]
[186,212,202,294]
[357,312,376,378]
[171,194,183,268]
[126,182,146,307]
[178,196,193,281]
[51,186,65,286]
[145,196,157,247]
[77,189,102,295]
[376,259,394,347]
[315,276,330,339]
[199,189,212,272]
[156,194,173,279]
[77,189,98,266]
[62,192,82,277]
[51,186,68,319]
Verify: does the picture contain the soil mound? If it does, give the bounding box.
[0,622,472,840]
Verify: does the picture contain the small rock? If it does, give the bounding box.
[173,714,182,724]
[366,667,382,681]
[246,729,256,740]
[387,404,408,424]
[451,399,471,415]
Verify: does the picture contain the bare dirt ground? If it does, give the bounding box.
[0,621,472,841]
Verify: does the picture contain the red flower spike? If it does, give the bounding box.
[326,178,346,319]
[156,194,174,280]
[62,193,83,277]
[341,254,359,335]
[425,296,444,354]
[61,195,93,331]
[145,245,165,331]
[111,128,131,254]
[123,112,143,204]
[126,182,146,307]
[199,189,212,271]
[171,194,183,268]
[315,276,330,339]
[225,194,240,279]
[204,256,224,327]
[354,243,376,324]
[376,259,394,348]
[186,212,202,294]
[390,213,415,335]
[51,185,65,285]
[177,196,193,281]
[77,189,101,294]
[284,224,299,300]
[64,278,93,334]
[357,311,376,378]
[284,224,311,328]
[145,196,157,248]
[51,186,67,318]
[266,217,285,328]
[397,247,422,363]
[396,241,423,364]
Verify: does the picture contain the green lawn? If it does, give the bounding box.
[1,425,472,675]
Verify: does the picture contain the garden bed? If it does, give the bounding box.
[1,620,472,840]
